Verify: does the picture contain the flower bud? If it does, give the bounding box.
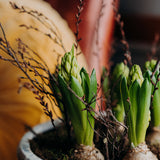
[144,59,157,72]
[112,62,129,81]
[60,46,81,84]
[128,64,144,86]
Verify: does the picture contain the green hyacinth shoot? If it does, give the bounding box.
[50,46,97,146]
[144,60,160,127]
[112,62,129,122]
[121,64,152,147]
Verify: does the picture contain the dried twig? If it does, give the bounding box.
[147,34,160,60]
[10,2,66,52]
[112,0,132,66]
[74,0,84,55]
[150,60,160,107]
[0,22,61,124]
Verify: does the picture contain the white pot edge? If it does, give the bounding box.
[17,119,62,160]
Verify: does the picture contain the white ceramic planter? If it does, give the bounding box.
[17,119,62,160]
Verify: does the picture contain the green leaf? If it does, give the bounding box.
[128,80,140,146]
[85,69,97,146]
[143,70,151,80]
[70,76,84,97]
[58,75,86,145]
[88,69,97,107]
[121,77,129,115]
[58,74,74,115]
[70,45,74,57]
[111,63,128,123]
[113,99,124,123]
[121,77,137,146]
[49,74,64,112]
[80,67,90,101]
[70,76,95,146]
[70,76,90,145]
[151,80,160,126]
[129,80,140,129]
[136,78,152,144]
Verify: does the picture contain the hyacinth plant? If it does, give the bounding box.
[120,64,158,159]
[144,60,160,158]
[111,62,129,123]
[144,60,160,127]
[49,46,104,159]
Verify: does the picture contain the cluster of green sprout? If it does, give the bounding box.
[50,46,97,146]
[53,44,160,155]
[110,59,160,148]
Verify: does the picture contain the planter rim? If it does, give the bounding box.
[17,119,62,160]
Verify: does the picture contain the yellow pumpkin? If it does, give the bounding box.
[0,0,87,159]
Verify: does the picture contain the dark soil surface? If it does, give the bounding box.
[30,122,127,160]
[30,125,76,160]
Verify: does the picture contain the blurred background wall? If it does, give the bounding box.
[45,0,160,67]
[113,0,160,66]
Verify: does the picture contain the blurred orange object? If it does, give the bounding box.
[0,0,87,159]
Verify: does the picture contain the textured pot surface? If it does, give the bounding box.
[17,119,62,160]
